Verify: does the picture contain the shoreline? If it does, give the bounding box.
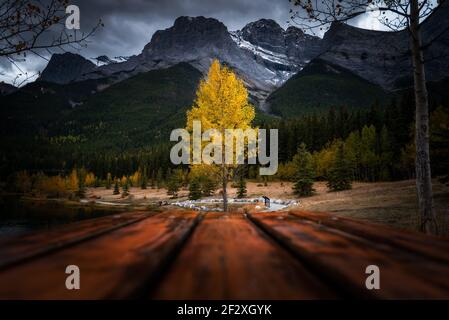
[1,179,449,234]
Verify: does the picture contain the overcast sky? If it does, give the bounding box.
[0,0,392,86]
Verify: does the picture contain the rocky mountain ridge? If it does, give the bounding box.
[36,1,449,106]
[38,16,321,104]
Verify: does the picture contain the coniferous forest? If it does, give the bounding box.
[3,89,448,194]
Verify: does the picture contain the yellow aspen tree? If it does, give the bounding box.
[84,172,96,187]
[130,171,141,187]
[186,59,255,211]
[66,169,79,192]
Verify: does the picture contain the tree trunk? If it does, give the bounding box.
[409,0,437,234]
[222,164,228,212]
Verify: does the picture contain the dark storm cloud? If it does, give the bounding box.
[1,0,404,84]
[0,0,292,84]
[65,0,292,58]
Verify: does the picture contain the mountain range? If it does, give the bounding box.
[31,0,449,114]
[1,1,449,161]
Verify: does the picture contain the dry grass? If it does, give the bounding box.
[85,186,188,203]
[293,180,449,235]
[86,179,449,235]
[236,179,449,234]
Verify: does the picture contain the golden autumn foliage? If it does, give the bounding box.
[187,59,255,133]
[313,144,338,178]
[188,164,220,182]
[66,169,79,191]
[275,162,296,181]
[185,60,255,210]
[34,175,67,197]
[84,172,96,187]
[130,171,141,187]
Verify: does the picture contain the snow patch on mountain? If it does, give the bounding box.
[230,31,294,67]
[230,31,299,87]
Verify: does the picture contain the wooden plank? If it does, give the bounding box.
[289,210,449,264]
[151,213,336,299]
[0,211,152,270]
[0,210,201,299]
[248,212,449,299]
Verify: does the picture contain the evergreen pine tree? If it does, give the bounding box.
[360,125,378,181]
[156,169,164,189]
[76,178,86,198]
[94,177,101,188]
[166,179,180,198]
[113,180,120,195]
[345,131,362,181]
[189,178,202,200]
[167,170,182,198]
[292,143,315,196]
[140,167,148,189]
[379,126,393,181]
[327,143,353,191]
[106,173,112,189]
[236,176,247,199]
[150,173,156,189]
[201,177,216,197]
[122,178,129,197]
[430,106,449,185]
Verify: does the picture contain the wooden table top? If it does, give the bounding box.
[0,209,448,299]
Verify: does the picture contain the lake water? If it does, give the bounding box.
[0,196,127,238]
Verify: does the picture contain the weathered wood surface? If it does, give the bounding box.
[289,211,449,264]
[0,209,448,299]
[0,211,200,299]
[152,213,336,299]
[248,212,449,299]
[0,211,152,270]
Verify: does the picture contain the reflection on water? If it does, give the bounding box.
[0,195,127,238]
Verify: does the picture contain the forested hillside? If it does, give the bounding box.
[266,59,390,117]
[0,63,202,178]
[1,64,448,187]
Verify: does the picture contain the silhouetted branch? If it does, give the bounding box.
[0,0,102,58]
[288,0,438,35]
